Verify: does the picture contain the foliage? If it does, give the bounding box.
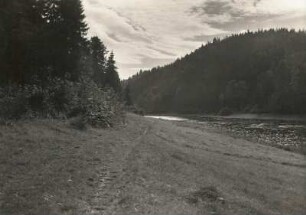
[127,29,306,114]
[0,0,123,126]
[72,78,124,127]
[0,0,120,91]
[105,52,121,93]
[89,36,107,87]
[0,78,124,127]
[123,84,133,106]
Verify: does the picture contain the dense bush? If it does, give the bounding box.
[0,78,124,127]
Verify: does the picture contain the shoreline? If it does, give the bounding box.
[146,113,306,122]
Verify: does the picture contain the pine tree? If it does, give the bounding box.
[60,0,88,80]
[90,36,107,87]
[0,0,43,85]
[105,51,121,92]
[0,0,124,95]
[0,0,9,84]
[42,0,88,81]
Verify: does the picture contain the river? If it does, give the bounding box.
[146,114,306,154]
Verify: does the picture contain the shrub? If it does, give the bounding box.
[0,86,29,119]
[0,78,125,127]
[74,79,125,127]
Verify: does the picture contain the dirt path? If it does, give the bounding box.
[0,114,305,215]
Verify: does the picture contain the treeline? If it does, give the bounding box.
[126,29,306,114]
[0,0,122,125]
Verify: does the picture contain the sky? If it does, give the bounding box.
[82,0,306,79]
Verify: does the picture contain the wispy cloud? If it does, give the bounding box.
[190,0,241,17]
[83,0,306,79]
[253,0,261,7]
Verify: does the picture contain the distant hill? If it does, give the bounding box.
[126,29,306,114]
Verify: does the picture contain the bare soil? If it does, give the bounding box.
[0,114,305,215]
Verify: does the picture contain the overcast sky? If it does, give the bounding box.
[82,0,306,79]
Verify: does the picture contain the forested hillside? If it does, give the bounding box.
[126,29,306,114]
[0,0,122,125]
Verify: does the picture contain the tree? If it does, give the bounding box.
[126,29,306,114]
[90,36,107,87]
[0,0,44,85]
[224,80,248,110]
[0,0,89,85]
[0,0,9,84]
[42,0,88,81]
[124,84,133,106]
[105,52,121,92]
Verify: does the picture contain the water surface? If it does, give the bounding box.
[145,115,188,121]
[146,114,306,154]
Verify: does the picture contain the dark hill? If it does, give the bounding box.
[126,29,306,114]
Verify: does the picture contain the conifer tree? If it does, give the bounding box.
[0,0,43,84]
[105,52,121,92]
[90,36,107,87]
[43,0,88,80]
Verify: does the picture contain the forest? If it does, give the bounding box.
[126,29,306,115]
[0,0,122,126]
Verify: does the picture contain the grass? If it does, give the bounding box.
[0,119,111,214]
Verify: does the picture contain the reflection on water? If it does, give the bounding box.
[145,115,187,121]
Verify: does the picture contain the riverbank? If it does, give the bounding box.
[1,114,305,215]
[173,114,306,155]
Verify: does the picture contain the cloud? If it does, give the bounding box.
[190,0,237,16]
[188,0,306,31]
[105,6,147,33]
[253,0,261,7]
[184,33,228,42]
[207,13,283,31]
[105,32,124,43]
[147,46,177,57]
[82,0,306,79]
